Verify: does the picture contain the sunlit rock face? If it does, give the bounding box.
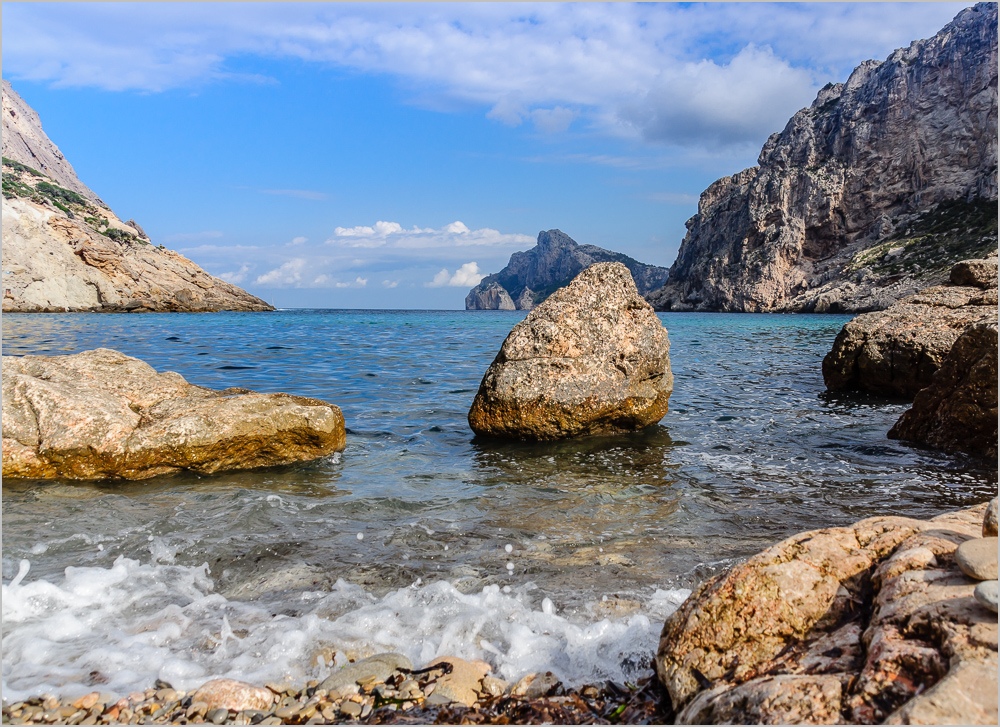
[2,348,345,480]
[469,262,672,440]
[649,3,998,314]
[1,79,272,313]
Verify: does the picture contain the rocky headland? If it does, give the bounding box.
[656,501,999,725]
[1,80,272,312]
[465,229,669,310]
[468,262,672,440]
[649,3,998,313]
[823,255,997,459]
[1,348,345,480]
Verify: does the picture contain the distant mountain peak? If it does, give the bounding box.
[466,229,669,310]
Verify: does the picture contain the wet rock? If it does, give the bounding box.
[955,537,999,580]
[338,701,363,718]
[1,348,346,480]
[677,674,843,725]
[511,671,562,699]
[888,321,998,458]
[469,262,672,440]
[480,676,509,698]
[823,260,997,398]
[190,679,274,714]
[656,502,998,724]
[985,498,998,537]
[318,653,412,694]
[975,580,999,613]
[424,656,491,707]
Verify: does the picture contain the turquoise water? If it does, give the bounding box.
[2,311,994,698]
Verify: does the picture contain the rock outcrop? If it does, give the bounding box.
[468,262,672,440]
[888,321,998,458]
[465,229,669,310]
[822,256,997,398]
[656,503,998,725]
[2,80,272,312]
[649,3,998,313]
[2,349,345,480]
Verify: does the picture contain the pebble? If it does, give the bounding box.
[339,701,363,718]
[208,708,230,725]
[974,580,999,613]
[956,537,999,580]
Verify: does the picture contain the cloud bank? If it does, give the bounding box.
[2,3,966,149]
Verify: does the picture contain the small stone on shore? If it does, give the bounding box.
[974,580,999,613]
[985,498,998,537]
[955,537,999,581]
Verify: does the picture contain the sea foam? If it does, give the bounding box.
[2,556,689,702]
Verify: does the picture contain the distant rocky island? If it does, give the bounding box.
[1,80,271,313]
[648,2,998,313]
[465,229,668,310]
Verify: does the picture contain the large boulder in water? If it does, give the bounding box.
[822,256,997,398]
[656,503,998,725]
[468,262,672,440]
[2,348,346,480]
[888,321,998,459]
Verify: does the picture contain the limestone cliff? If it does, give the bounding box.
[1,80,272,312]
[465,229,669,310]
[649,3,998,313]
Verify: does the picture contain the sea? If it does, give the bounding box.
[2,310,995,702]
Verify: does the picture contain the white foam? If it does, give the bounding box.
[2,557,690,702]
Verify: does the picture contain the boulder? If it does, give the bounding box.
[823,258,997,398]
[2,348,345,480]
[468,262,672,440]
[656,502,998,725]
[422,656,491,707]
[888,322,998,458]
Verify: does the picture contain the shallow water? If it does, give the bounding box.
[2,311,994,700]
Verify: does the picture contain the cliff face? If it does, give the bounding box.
[466,229,669,310]
[649,3,998,313]
[1,80,273,313]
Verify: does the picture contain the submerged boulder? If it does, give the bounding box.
[822,256,997,398]
[888,321,998,458]
[468,262,672,440]
[2,348,346,480]
[656,503,998,725]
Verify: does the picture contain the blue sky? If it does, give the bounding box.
[2,2,969,308]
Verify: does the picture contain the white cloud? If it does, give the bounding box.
[427,262,485,288]
[334,276,368,289]
[382,280,399,288]
[328,220,533,250]
[2,3,967,149]
[217,263,251,284]
[255,258,307,286]
[288,236,308,246]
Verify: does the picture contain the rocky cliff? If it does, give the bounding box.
[1,80,272,312]
[465,229,669,310]
[649,3,998,313]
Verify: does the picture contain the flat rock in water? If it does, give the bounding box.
[955,537,999,581]
[191,679,274,713]
[1,348,346,480]
[656,502,998,725]
[318,653,412,694]
[468,262,672,440]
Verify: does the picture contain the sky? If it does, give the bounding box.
[2,2,971,309]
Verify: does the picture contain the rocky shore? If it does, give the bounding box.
[0,662,673,725]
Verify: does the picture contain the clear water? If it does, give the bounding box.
[2,311,994,700]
